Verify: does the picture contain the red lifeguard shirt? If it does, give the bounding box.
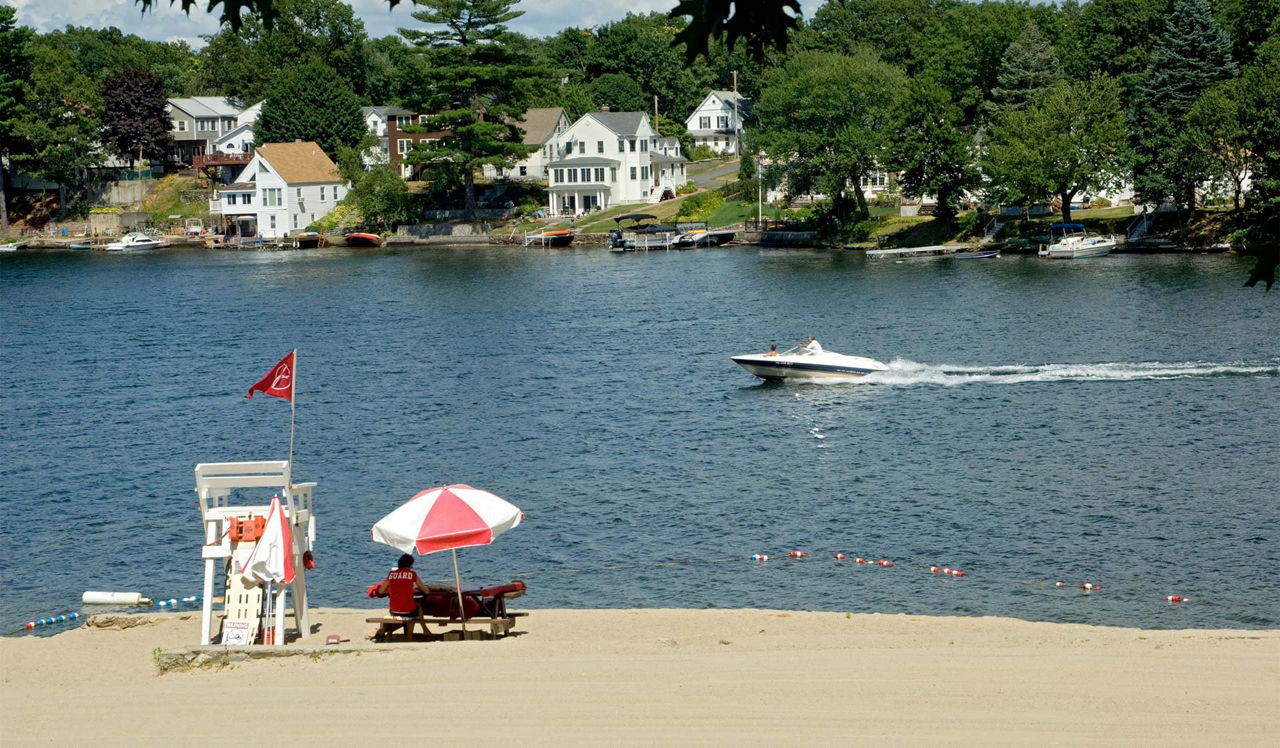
[385,568,420,614]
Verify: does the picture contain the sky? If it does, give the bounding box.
[7,0,819,47]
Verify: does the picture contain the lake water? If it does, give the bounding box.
[1,246,1277,633]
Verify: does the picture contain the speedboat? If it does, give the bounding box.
[732,345,889,381]
[1038,223,1117,258]
[675,222,735,248]
[527,229,575,247]
[105,232,160,251]
[0,240,27,252]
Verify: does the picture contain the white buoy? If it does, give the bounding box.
[82,591,152,605]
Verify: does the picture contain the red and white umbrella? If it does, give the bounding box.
[370,484,522,630]
[239,494,294,644]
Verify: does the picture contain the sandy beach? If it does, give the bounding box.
[2,608,1276,745]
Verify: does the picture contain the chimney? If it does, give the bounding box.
[601,105,610,112]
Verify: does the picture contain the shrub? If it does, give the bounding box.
[676,181,698,195]
[677,191,725,221]
[955,211,981,237]
[1091,197,1112,208]
[687,144,719,161]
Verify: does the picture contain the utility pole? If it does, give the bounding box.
[653,95,659,130]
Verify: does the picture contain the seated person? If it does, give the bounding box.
[763,344,779,357]
[802,335,823,354]
[378,553,431,618]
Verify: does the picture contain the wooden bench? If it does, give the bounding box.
[366,612,528,641]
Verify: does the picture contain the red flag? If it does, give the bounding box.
[246,351,295,402]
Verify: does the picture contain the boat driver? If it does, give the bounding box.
[802,336,823,354]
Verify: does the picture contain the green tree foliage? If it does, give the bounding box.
[344,165,416,231]
[1129,0,1235,210]
[755,48,904,223]
[399,0,539,217]
[27,26,199,97]
[256,63,365,156]
[199,0,371,103]
[1069,0,1171,87]
[1215,0,1280,66]
[100,69,174,170]
[0,4,33,230]
[591,73,648,114]
[1186,80,1253,210]
[12,37,104,196]
[984,75,1127,224]
[982,21,1062,124]
[883,80,978,224]
[1237,38,1280,288]
[808,0,938,71]
[588,13,709,120]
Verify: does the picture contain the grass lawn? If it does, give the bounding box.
[139,174,210,222]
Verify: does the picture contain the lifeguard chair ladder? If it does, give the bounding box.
[194,461,316,645]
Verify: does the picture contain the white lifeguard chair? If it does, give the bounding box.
[195,461,316,645]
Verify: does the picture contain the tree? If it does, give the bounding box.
[884,80,978,224]
[399,0,540,217]
[591,73,648,114]
[755,49,905,223]
[345,166,416,231]
[1215,0,1280,67]
[982,21,1062,124]
[256,63,365,156]
[12,37,104,213]
[0,5,33,231]
[984,75,1127,225]
[100,69,173,170]
[1069,0,1171,87]
[1186,81,1253,210]
[1237,38,1280,288]
[1129,0,1236,211]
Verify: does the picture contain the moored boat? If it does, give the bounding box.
[345,232,382,248]
[0,240,27,252]
[1039,223,1117,258]
[105,233,160,251]
[732,344,889,382]
[527,229,575,247]
[675,222,736,248]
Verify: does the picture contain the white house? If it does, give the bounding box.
[483,107,571,181]
[214,123,255,155]
[685,90,753,155]
[211,141,347,240]
[546,111,687,216]
[361,105,415,168]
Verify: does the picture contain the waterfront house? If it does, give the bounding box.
[360,106,414,168]
[387,118,450,180]
[211,141,346,240]
[167,97,249,165]
[546,110,687,216]
[685,91,753,156]
[482,107,571,181]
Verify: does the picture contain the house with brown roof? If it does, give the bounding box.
[211,141,347,240]
[482,107,571,182]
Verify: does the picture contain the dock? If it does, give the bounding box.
[866,245,959,258]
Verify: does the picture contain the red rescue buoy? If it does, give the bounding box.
[878,560,893,567]
[930,566,940,573]
[834,553,846,560]
[1166,595,1183,602]
[856,557,867,564]
[789,550,805,558]
[1055,581,1066,587]
[952,570,965,577]
[303,550,315,570]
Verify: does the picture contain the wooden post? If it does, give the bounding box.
[732,70,740,156]
[653,95,659,130]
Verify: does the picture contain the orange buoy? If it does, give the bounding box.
[834,553,846,560]
[789,550,805,558]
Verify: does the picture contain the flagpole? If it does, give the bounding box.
[288,348,297,471]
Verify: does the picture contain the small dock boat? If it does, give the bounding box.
[105,232,160,251]
[526,229,575,247]
[732,344,889,382]
[675,222,735,248]
[1038,223,1117,258]
[0,240,28,253]
[289,232,325,249]
[345,232,382,248]
[609,214,677,251]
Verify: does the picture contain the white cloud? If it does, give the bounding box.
[9,0,817,47]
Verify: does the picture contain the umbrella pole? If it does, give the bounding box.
[451,548,466,635]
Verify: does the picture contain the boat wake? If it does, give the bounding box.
[854,359,1280,387]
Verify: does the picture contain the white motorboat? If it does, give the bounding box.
[105,232,160,251]
[732,345,889,381]
[1038,223,1117,258]
[0,240,27,252]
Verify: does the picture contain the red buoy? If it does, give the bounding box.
[856,557,867,564]
[834,553,846,560]
[1055,581,1066,587]
[929,566,940,573]
[1166,595,1183,603]
[789,550,805,558]
[878,560,893,567]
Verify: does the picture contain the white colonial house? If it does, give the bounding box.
[214,123,255,155]
[546,111,687,216]
[685,90,753,155]
[483,107,571,181]
[211,141,347,240]
[361,105,416,168]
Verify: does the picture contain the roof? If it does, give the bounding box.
[548,156,621,167]
[257,142,342,184]
[362,105,414,118]
[169,96,241,118]
[649,152,687,164]
[584,111,647,136]
[710,90,754,118]
[220,182,256,191]
[513,107,566,145]
[215,123,254,144]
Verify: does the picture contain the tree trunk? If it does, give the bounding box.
[851,183,870,221]
[464,170,476,220]
[1059,188,1077,225]
[935,188,955,225]
[1,163,9,232]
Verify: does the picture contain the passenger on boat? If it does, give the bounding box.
[763,344,779,357]
[802,336,823,354]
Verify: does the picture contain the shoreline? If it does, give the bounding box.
[3,608,1276,744]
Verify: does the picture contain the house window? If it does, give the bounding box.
[618,139,624,152]
[594,168,604,182]
[554,169,564,183]
[640,140,647,152]
[243,194,253,205]
[597,141,604,154]
[577,168,587,182]
[296,188,302,199]
[175,120,188,132]
[269,215,276,229]
[568,169,577,183]
[641,166,649,180]
[320,187,326,201]
[629,139,636,152]
[699,116,710,129]
[396,115,410,127]
[259,162,268,174]
[578,141,584,153]
[223,118,235,130]
[419,114,428,124]
[292,214,297,229]
[610,167,617,181]
[630,166,636,180]
[716,116,729,129]
[565,141,573,154]
[397,139,410,155]
[519,166,527,176]
[226,193,237,206]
